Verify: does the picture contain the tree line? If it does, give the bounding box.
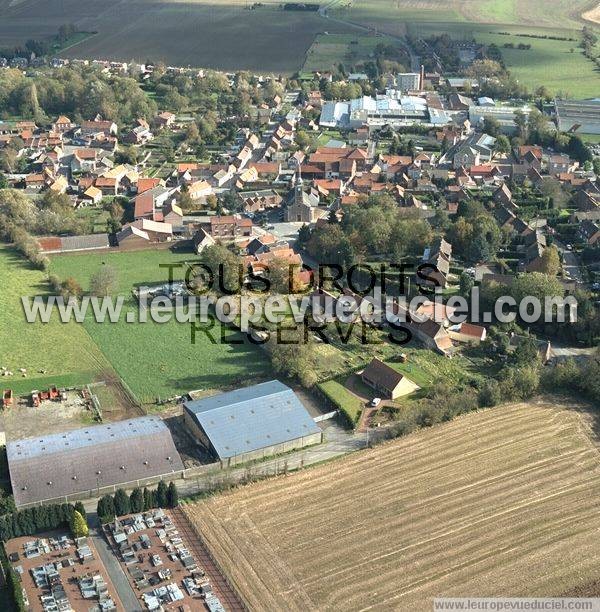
[97,481,179,524]
[0,501,87,542]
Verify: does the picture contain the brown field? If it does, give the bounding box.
[0,0,353,71]
[183,399,600,611]
[582,2,600,25]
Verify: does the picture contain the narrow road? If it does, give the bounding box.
[88,514,143,612]
[555,239,585,284]
[80,421,367,514]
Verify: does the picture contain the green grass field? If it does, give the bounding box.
[303,32,407,72]
[407,22,600,98]
[49,249,270,404]
[0,246,111,396]
[330,0,599,97]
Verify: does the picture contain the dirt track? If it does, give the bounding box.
[183,399,600,611]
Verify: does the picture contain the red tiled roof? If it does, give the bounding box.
[134,191,154,218]
[137,177,161,194]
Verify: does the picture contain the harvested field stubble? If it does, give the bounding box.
[183,400,600,610]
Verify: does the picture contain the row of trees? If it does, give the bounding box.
[0,501,87,542]
[0,189,98,270]
[97,481,179,524]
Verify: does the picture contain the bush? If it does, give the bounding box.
[70,510,89,538]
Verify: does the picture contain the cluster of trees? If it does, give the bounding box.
[0,24,77,61]
[543,349,600,404]
[382,330,545,441]
[0,65,156,125]
[147,69,283,141]
[0,136,27,174]
[97,481,178,524]
[388,133,417,157]
[268,325,318,388]
[302,195,434,265]
[447,199,503,263]
[0,189,87,236]
[0,501,87,542]
[5,563,26,611]
[0,190,89,270]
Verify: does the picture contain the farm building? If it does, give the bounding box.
[8,417,184,508]
[555,99,600,135]
[361,358,419,400]
[183,380,322,467]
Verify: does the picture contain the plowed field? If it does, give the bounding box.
[183,399,600,610]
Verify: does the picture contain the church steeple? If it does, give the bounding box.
[295,162,304,206]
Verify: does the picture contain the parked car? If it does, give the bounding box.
[370,397,381,407]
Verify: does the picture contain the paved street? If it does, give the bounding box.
[89,517,143,612]
[556,239,584,284]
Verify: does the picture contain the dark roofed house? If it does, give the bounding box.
[579,219,600,245]
[183,380,322,467]
[8,416,183,508]
[361,358,419,400]
[420,238,452,289]
[493,183,513,208]
[408,317,454,354]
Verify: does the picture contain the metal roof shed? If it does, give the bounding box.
[183,380,322,466]
[8,416,184,508]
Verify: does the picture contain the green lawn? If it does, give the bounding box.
[0,246,111,396]
[49,249,270,404]
[319,379,363,425]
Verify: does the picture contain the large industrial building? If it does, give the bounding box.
[468,104,532,133]
[555,98,600,135]
[8,417,184,508]
[183,380,322,467]
[320,92,449,129]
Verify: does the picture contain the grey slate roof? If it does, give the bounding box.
[8,416,184,507]
[184,380,320,459]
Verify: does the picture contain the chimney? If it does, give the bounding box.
[420,65,425,91]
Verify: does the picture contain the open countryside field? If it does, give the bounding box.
[303,32,404,72]
[330,0,600,96]
[332,0,593,30]
[0,246,111,396]
[49,249,270,404]
[183,400,600,610]
[0,0,353,72]
[409,22,600,97]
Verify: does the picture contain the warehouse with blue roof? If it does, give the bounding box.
[183,380,323,467]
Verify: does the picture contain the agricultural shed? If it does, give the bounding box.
[183,380,322,467]
[8,416,184,508]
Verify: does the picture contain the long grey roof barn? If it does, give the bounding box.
[8,416,184,508]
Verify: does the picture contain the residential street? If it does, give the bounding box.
[556,239,584,284]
